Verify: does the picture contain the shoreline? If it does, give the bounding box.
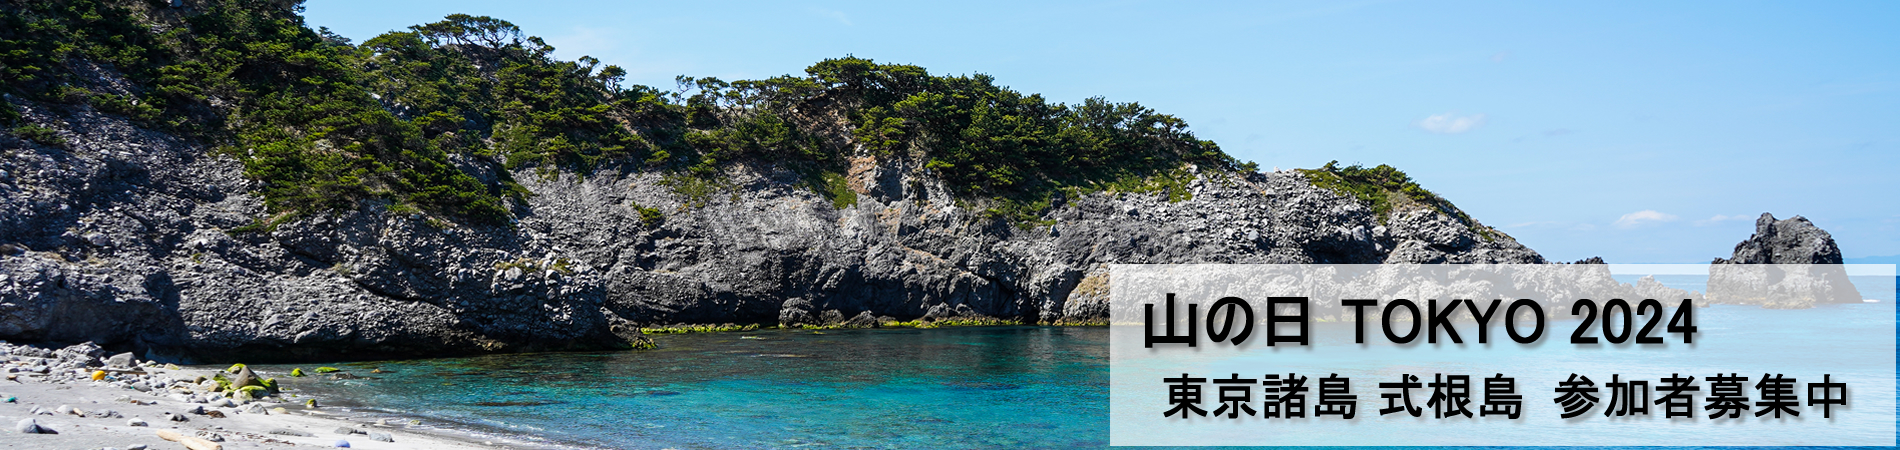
[638,320,1104,334]
[2,341,564,450]
[3,324,1083,449]
[3,323,1097,449]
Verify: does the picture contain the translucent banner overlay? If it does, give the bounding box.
[1108,264,1896,446]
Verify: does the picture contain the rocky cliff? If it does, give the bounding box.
[0,94,1548,362]
[0,0,1866,362]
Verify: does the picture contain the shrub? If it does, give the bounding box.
[1298,161,1481,232]
[10,124,64,148]
[816,172,857,210]
[630,202,664,226]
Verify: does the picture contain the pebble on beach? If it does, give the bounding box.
[269,428,315,437]
[15,418,55,434]
[0,342,465,448]
[106,352,136,368]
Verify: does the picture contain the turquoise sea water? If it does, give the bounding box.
[260,277,1899,449]
[271,327,1113,449]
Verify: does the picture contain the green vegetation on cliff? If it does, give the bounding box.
[1298,161,1494,240]
[1,0,1246,225]
[1,0,506,221]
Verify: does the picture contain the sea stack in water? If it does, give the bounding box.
[1717,213,1847,264]
[1707,213,1860,308]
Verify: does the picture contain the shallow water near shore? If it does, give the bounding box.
[264,326,1112,449]
[253,276,1898,449]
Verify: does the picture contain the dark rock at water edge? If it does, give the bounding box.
[232,366,257,390]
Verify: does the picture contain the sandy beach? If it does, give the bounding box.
[2,342,560,450]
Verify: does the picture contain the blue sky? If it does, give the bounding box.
[304,0,1899,264]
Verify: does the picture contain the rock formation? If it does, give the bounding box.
[1707,213,1861,308]
[1714,213,1847,265]
[0,99,1543,362]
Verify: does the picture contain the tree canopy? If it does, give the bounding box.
[1,0,1250,226]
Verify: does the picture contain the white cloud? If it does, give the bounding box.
[1694,214,1752,226]
[1613,210,1678,229]
[1416,112,1487,134]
